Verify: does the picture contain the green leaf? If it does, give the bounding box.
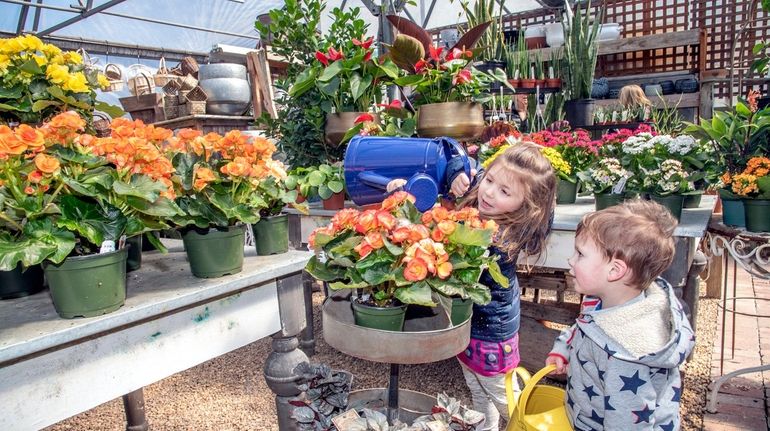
[487,261,509,287]
[427,277,466,298]
[317,76,340,96]
[736,102,752,117]
[18,58,42,74]
[465,283,492,305]
[0,86,23,98]
[0,102,23,112]
[57,195,127,246]
[289,68,317,98]
[305,255,347,281]
[0,219,76,270]
[172,153,198,191]
[395,281,436,306]
[113,174,167,202]
[307,170,326,186]
[31,100,61,112]
[350,73,372,101]
[95,101,125,119]
[126,196,183,217]
[318,60,344,81]
[449,223,493,246]
[318,184,332,200]
[328,279,369,289]
[381,236,403,256]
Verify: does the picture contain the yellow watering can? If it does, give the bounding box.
[505,364,572,431]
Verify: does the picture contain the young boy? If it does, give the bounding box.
[546,200,695,431]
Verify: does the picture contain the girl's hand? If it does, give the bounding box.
[386,179,407,193]
[450,169,477,197]
[545,355,568,375]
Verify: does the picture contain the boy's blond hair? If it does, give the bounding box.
[576,199,677,289]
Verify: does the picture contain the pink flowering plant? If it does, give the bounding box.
[528,128,599,183]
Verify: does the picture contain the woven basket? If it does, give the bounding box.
[184,86,208,102]
[128,71,154,96]
[162,79,182,96]
[164,105,180,120]
[93,112,112,137]
[154,57,177,87]
[178,74,198,91]
[163,95,179,107]
[180,56,199,78]
[104,64,124,92]
[185,101,206,116]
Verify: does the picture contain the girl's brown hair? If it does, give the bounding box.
[459,142,556,261]
[619,84,652,108]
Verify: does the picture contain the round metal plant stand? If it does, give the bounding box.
[322,292,471,424]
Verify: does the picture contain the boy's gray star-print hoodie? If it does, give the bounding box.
[549,278,695,431]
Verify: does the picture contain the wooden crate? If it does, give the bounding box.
[119,93,164,124]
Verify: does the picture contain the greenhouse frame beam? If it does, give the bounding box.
[37,0,127,36]
[97,10,261,40]
[0,30,209,62]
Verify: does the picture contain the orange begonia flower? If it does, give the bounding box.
[437,220,456,235]
[437,261,453,279]
[404,257,428,282]
[375,211,397,230]
[390,226,411,244]
[0,125,26,155]
[24,186,35,194]
[34,153,60,174]
[193,166,216,191]
[221,157,250,177]
[364,232,385,249]
[331,208,360,231]
[381,191,415,211]
[27,170,43,183]
[15,124,45,150]
[407,224,431,242]
[354,240,374,258]
[355,209,378,234]
[177,128,202,142]
[431,228,446,242]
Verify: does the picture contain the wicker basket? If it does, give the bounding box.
[184,101,206,116]
[162,79,182,96]
[93,112,112,137]
[163,95,179,107]
[178,74,198,91]
[184,86,208,102]
[154,57,177,87]
[128,71,155,96]
[164,105,180,120]
[104,63,124,92]
[180,56,199,78]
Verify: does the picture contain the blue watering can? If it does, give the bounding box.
[344,136,471,212]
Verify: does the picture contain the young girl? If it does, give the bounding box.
[449,141,556,431]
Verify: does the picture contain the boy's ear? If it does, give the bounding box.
[607,258,629,283]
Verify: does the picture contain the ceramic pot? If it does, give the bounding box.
[198,63,251,115]
[416,102,484,140]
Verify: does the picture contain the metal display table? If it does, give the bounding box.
[0,247,313,431]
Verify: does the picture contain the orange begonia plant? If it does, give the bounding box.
[305,192,507,307]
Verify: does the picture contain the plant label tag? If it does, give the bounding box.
[332,409,361,430]
[425,421,450,431]
[612,177,627,194]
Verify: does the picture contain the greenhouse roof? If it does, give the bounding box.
[0,0,544,55]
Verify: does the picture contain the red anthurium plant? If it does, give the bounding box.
[305,192,508,308]
[290,31,400,114]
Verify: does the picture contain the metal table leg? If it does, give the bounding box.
[122,389,149,431]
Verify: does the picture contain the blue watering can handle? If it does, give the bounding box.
[443,138,471,181]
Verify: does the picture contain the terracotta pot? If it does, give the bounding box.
[535,79,546,88]
[520,79,536,89]
[416,102,485,140]
[324,112,379,147]
[508,78,520,88]
[322,191,346,210]
[545,78,562,88]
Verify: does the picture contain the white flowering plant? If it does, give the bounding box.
[577,158,632,195]
[641,159,694,196]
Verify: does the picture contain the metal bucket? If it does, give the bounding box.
[344,136,471,212]
[198,63,251,115]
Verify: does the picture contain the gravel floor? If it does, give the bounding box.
[45,284,719,431]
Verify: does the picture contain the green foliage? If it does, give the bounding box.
[651,95,684,136]
[562,1,603,101]
[286,163,344,200]
[254,0,329,167]
[290,362,352,431]
[458,0,506,62]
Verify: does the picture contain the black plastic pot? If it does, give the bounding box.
[474,60,506,91]
[564,99,595,127]
[0,263,46,300]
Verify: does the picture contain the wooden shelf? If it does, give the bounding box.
[593,92,700,109]
[525,29,702,61]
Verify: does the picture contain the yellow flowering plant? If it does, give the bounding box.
[539,146,572,180]
[0,35,113,125]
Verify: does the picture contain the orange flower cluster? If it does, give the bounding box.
[731,173,759,196]
[731,156,770,197]
[745,156,770,178]
[309,191,498,283]
[75,118,176,199]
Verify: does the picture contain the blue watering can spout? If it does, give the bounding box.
[344,136,471,212]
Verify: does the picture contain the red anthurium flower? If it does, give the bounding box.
[353,37,374,49]
[327,46,344,61]
[453,69,472,86]
[428,45,443,62]
[315,51,329,66]
[377,100,403,110]
[414,59,429,73]
[363,51,372,62]
[447,48,473,61]
[354,113,375,124]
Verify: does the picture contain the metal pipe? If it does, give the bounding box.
[97,10,260,40]
[387,363,400,424]
[31,0,43,32]
[0,0,82,13]
[15,0,31,35]
[37,0,126,36]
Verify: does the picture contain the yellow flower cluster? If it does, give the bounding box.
[540,146,572,176]
[481,144,511,169]
[0,34,103,93]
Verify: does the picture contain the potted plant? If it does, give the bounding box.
[561,0,603,127]
[0,35,119,126]
[504,48,520,88]
[460,0,507,90]
[164,129,282,278]
[305,192,507,331]
[529,128,597,204]
[730,156,770,232]
[286,163,346,210]
[0,112,179,317]
[290,362,353,430]
[577,158,634,211]
[340,100,418,144]
[252,175,305,256]
[290,8,400,148]
[686,90,770,226]
[385,15,500,139]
